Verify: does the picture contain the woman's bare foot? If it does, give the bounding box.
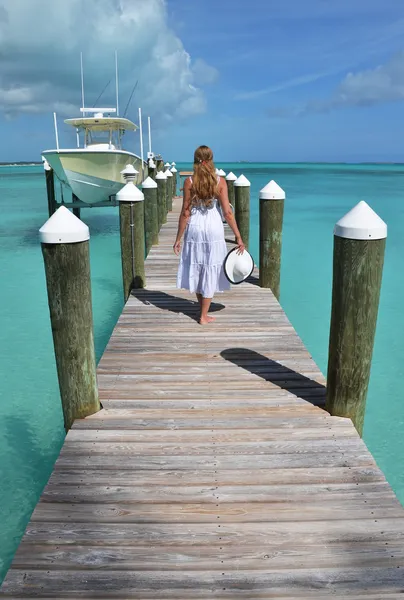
[199,315,216,325]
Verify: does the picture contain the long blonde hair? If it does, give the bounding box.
[191,145,218,208]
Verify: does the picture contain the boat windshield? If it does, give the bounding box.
[85,128,125,149]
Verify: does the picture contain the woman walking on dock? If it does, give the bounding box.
[174,145,245,324]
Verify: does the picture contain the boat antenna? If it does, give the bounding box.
[115,50,119,116]
[92,79,111,108]
[80,52,85,114]
[148,116,152,154]
[53,112,59,151]
[139,107,144,180]
[123,80,139,117]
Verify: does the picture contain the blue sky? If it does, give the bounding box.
[1,0,404,162]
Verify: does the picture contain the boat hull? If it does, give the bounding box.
[42,150,144,205]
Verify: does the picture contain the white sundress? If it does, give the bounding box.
[177,178,230,298]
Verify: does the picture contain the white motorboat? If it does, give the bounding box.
[42,107,144,205]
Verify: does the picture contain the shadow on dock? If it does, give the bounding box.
[221,347,326,408]
[132,289,225,322]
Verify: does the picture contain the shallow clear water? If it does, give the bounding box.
[1,162,403,581]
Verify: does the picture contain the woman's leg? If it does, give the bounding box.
[196,293,203,307]
[200,296,215,325]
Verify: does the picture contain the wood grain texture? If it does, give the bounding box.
[156,177,167,229]
[45,168,56,217]
[41,240,99,431]
[326,236,386,435]
[2,198,403,598]
[143,186,159,255]
[234,185,250,250]
[226,179,236,214]
[259,197,284,299]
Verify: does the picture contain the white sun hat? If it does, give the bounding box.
[224,247,254,284]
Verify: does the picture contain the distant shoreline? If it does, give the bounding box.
[0,162,42,166]
[1,161,403,166]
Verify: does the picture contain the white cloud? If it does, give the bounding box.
[0,0,217,126]
[313,52,404,110]
[268,51,404,118]
[192,59,219,85]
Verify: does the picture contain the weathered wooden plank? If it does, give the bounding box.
[3,567,404,598]
[11,542,404,571]
[20,518,404,547]
[47,466,386,487]
[31,498,403,523]
[66,426,358,443]
[54,451,377,470]
[40,482,393,504]
[58,438,366,457]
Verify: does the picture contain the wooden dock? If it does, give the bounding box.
[2,198,404,598]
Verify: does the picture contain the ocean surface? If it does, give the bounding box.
[1,162,404,581]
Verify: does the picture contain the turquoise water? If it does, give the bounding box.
[1,162,404,581]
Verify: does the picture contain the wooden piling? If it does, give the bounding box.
[155,171,167,229]
[225,171,237,213]
[259,180,285,299]
[156,158,164,172]
[171,166,178,197]
[45,166,56,217]
[165,169,174,211]
[326,201,387,436]
[142,176,159,253]
[234,174,251,250]
[72,193,81,219]
[39,207,100,431]
[117,181,146,302]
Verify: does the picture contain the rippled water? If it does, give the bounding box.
[1,162,403,581]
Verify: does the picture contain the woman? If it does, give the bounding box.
[174,145,245,325]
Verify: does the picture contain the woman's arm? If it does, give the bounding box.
[173,178,191,255]
[217,178,245,253]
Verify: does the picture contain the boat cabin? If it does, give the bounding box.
[65,108,138,151]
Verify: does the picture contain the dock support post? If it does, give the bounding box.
[234,174,251,250]
[143,176,159,254]
[165,169,173,211]
[171,166,178,197]
[156,171,167,230]
[72,193,81,219]
[259,180,285,299]
[225,171,237,212]
[326,201,387,436]
[117,168,146,302]
[39,207,100,431]
[156,158,164,172]
[45,166,56,217]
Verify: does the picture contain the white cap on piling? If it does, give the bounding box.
[165,168,173,177]
[234,174,251,187]
[116,182,144,202]
[218,169,226,176]
[260,180,285,200]
[171,162,176,166]
[39,205,89,244]
[121,164,139,176]
[155,170,167,180]
[226,172,237,181]
[164,162,171,167]
[334,201,387,240]
[148,159,156,169]
[142,176,158,189]
[170,166,178,173]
